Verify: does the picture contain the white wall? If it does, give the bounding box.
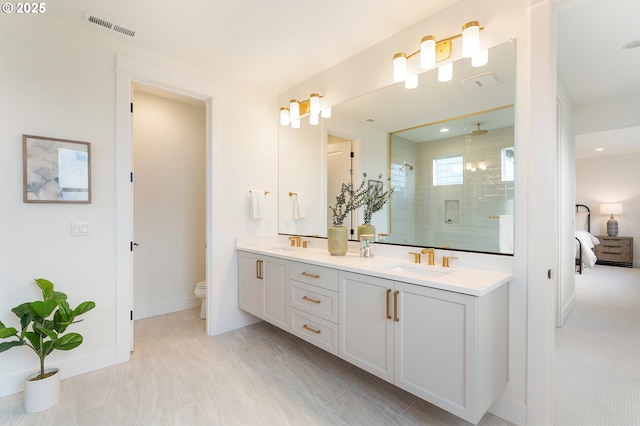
[0,14,278,396]
[576,153,640,266]
[132,91,206,319]
[557,83,576,326]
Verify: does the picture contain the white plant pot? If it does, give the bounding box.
[23,368,60,413]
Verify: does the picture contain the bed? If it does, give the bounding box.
[575,204,600,274]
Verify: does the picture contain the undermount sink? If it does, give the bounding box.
[264,245,299,252]
[385,264,454,278]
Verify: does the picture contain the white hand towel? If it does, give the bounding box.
[499,215,514,253]
[250,190,265,220]
[293,193,307,219]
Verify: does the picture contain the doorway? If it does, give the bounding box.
[327,134,359,235]
[131,84,207,322]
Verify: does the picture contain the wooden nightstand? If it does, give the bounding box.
[594,236,633,268]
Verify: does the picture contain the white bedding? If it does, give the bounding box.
[575,230,599,268]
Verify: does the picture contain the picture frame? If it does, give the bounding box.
[23,134,91,203]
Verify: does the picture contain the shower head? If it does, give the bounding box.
[470,123,488,135]
[401,161,414,171]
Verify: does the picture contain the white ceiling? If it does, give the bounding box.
[44,0,459,94]
[557,0,640,159]
[45,0,639,157]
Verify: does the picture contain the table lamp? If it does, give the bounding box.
[600,203,623,236]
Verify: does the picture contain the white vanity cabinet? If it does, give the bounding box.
[339,271,508,425]
[238,252,289,331]
[288,261,340,355]
[339,272,394,381]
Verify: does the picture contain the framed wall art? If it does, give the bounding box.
[23,134,91,203]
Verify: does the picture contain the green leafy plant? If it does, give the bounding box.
[328,171,368,226]
[363,174,394,224]
[0,278,95,380]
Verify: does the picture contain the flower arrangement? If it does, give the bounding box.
[329,172,394,226]
[362,174,394,224]
[328,171,367,226]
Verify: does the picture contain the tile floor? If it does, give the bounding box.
[0,308,512,425]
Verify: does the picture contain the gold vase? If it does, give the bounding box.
[357,224,376,240]
[327,226,348,256]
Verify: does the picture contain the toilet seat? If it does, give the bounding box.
[194,280,207,319]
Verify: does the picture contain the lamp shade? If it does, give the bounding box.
[309,93,321,115]
[393,53,407,82]
[289,99,300,120]
[600,203,623,215]
[279,107,290,126]
[438,62,453,82]
[420,35,436,69]
[462,21,480,58]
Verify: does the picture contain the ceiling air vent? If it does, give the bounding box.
[460,73,498,92]
[84,12,136,38]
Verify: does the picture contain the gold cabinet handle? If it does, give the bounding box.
[393,290,399,322]
[385,288,392,319]
[256,260,263,279]
[303,324,321,334]
[301,272,320,279]
[302,295,321,304]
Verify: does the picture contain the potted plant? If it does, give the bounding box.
[0,278,95,413]
[327,172,367,256]
[358,173,394,239]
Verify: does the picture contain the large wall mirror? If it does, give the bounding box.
[279,40,515,254]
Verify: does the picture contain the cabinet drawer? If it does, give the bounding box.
[289,261,338,292]
[290,281,338,323]
[600,238,631,249]
[290,308,339,355]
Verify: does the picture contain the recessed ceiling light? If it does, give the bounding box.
[440,128,449,133]
[595,148,604,151]
[622,39,640,50]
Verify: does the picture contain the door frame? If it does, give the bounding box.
[115,55,220,362]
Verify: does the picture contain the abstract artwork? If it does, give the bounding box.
[23,134,91,203]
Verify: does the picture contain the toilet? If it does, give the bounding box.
[194,280,207,319]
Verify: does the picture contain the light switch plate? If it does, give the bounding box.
[71,221,90,236]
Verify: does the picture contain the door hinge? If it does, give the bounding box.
[130,102,133,113]
[130,310,133,321]
[350,151,355,158]
[130,172,134,183]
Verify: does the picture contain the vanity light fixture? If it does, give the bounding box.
[392,21,486,89]
[279,93,331,128]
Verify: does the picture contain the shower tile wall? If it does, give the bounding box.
[392,126,514,251]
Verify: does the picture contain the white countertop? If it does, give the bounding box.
[237,242,512,297]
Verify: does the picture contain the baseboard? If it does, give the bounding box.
[134,297,201,320]
[560,293,576,325]
[489,393,527,425]
[0,348,114,399]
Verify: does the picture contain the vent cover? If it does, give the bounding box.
[84,12,136,38]
[460,73,498,92]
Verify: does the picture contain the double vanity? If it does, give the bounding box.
[237,238,511,424]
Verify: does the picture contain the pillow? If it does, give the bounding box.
[575,212,589,232]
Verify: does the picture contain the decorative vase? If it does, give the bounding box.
[327,226,348,256]
[357,224,376,240]
[24,368,61,413]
